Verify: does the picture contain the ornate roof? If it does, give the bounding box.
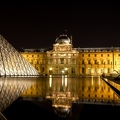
[55,34,70,44]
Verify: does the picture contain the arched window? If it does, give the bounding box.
[82,60,84,64]
[71,67,75,74]
[94,60,97,64]
[108,68,110,73]
[88,60,91,64]
[56,59,58,64]
[82,67,84,74]
[60,58,64,64]
[101,60,104,64]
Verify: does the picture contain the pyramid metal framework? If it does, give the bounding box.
[0,35,39,76]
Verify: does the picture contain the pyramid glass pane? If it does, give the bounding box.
[0,35,39,76]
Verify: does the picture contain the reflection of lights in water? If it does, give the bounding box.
[104,78,108,81]
[65,77,67,87]
[46,75,79,118]
[51,92,75,117]
[62,75,64,86]
[54,107,70,118]
[49,77,52,87]
[61,75,67,87]
[65,75,67,77]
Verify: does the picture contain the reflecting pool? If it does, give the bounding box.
[1,75,120,120]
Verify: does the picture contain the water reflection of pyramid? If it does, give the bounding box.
[0,35,39,76]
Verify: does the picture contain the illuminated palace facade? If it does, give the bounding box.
[20,34,120,76]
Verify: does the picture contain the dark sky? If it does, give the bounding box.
[0,1,120,49]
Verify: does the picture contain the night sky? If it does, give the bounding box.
[0,1,120,49]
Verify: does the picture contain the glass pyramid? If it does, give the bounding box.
[0,35,39,76]
[0,77,36,112]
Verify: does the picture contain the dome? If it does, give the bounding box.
[54,107,70,117]
[55,34,70,44]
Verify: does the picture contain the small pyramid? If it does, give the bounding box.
[0,35,39,76]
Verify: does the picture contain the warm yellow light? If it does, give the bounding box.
[98,70,100,73]
[49,77,52,87]
[65,68,68,70]
[50,68,52,70]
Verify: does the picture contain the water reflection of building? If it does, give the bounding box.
[22,76,79,117]
[21,77,120,117]
[45,75,79,117]
[20,34,120,76]
[78,77,120,103]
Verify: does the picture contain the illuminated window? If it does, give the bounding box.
[71,67,75,74]
[88,68,91,74]
[66,59,68,64]
[108,68,110,73]
[60,58,64,64]
[88,60,91,64]
[82,67,84,73]
[94,60,97,64]
[50,59,52,64]
[72,59,76,64]
[101,60,104,64]
[56,59,58,64]
[107,60,110,64]
[82,60,84,64]
[36,60,38,65]
[95,87,97,91]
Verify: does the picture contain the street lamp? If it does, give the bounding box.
[49,67,52,74]
[62,70,64,74]
[65,68,68,75]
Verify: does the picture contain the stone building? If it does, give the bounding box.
[20,34,120,76]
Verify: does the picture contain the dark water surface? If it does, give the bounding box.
[1,76,120,120]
